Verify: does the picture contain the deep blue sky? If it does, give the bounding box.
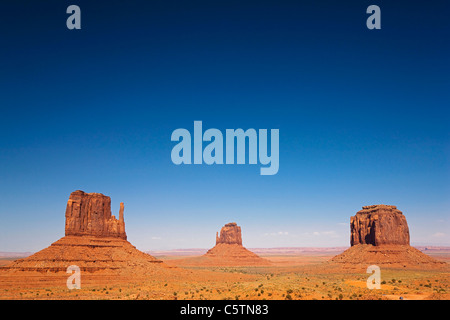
[1,1,449,251]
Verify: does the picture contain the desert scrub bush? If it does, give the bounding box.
[285,294,292,300]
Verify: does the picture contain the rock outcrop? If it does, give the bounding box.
[330,243,443,269]
[3,236,163,273]
[330,205,445,270]
[216,222,242,245]
[201,222,270,266]
[65,190,126,240]
[350,205,409,246]
[2,190,163,274]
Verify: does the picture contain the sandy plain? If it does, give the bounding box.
[0,247,448,300]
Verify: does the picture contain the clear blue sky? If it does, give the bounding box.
[1,1,449,251]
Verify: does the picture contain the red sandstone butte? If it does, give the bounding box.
[202,222,271,266]
[215,222,242,245]
[350,204,409,246]
[65,190,126,240]
[1,191,163,274]
[330,204,444,269]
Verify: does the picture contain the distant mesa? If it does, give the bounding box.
[2,190,163,274]
[203,222,271,266]
[165,222,271,267]
[215,222,242,245]
[331,205,445,269]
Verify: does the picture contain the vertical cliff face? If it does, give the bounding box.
[65,190,127,240]
[2,190,166,274]
[215,222,242,245]
[330,204,445,269]
[203,222,270,266]
[350,204,409,246]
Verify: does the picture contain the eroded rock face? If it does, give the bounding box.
[1,191,167,274]
[216,222,242,245]
[65,190,126,240]
[203,222,270,266]
[350,205,409,246]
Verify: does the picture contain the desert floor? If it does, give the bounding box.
[0,249,449,300]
